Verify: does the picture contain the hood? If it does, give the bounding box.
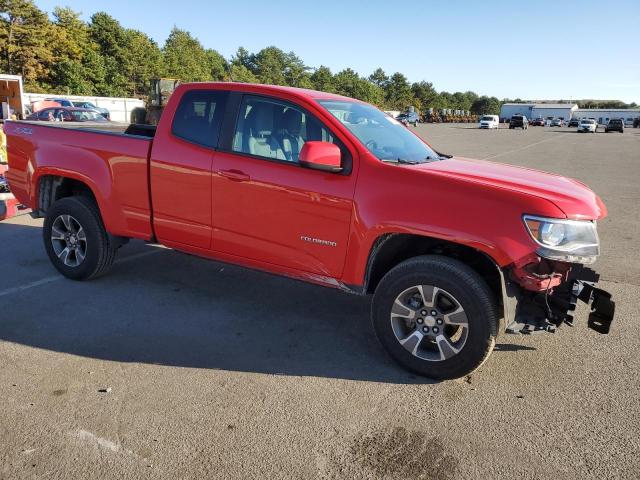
[416,156,607,220]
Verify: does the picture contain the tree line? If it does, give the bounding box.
[1,1,636,115]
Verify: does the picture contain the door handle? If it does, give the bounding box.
[217,169,250,182]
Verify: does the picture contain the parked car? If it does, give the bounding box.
[578,118,597,133]
[550,118,564,127]
[5,82,615,380]
[568,118,580,127]
[530,117,545,127]
[396,111,420,127]
[509,115,528,129]
[26,107,109,123]
[633,117,640,128]
[72,101,111,120]
[45,97,74,107]
[478,115,499,129]
[605,118,624,133]
[30,100,61,113]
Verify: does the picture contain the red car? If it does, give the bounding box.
[5,83,615,379]
[530,118,545,126]
[26,106,108,123]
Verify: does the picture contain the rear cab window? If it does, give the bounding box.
[172,90,228,148]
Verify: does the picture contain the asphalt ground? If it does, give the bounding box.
[1,123,639,479]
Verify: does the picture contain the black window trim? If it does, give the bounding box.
[170,89,230,150]
[218,92,353,176]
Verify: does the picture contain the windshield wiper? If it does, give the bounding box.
[381,158,421,165]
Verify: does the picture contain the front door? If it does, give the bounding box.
[211,95,356,279]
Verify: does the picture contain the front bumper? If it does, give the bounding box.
[503,264,615,335]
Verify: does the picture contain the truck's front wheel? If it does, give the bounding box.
[372,255,498,380]
[43,196,117,280]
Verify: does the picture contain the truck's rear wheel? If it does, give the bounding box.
[372,255,498,380]
[43,196,117,280]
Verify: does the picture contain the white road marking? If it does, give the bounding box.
[0,248,165,298]
[482,132,571,160]
[74,429,148,463]
[76,429,121,453]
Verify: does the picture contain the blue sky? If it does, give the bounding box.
[34,0,640,102]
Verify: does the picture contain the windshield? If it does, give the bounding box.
[581,119,595,124]
[70,110,106,122]
[318,100,440,163]
[480,116,494,121]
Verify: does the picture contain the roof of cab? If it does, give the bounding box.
[179,82,362,103]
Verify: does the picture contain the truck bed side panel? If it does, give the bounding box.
[4,122,153,239]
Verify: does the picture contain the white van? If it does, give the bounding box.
[479,115,499,129]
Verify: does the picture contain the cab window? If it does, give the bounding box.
[232,96,337,163]
[172,90,227,148]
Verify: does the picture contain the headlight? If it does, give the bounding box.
[523,215,600,264]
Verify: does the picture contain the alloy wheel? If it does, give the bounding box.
[390,285,469,361]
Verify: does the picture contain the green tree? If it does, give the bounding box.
[0,0,54,90]
[124,29,163,95]
[231,46,252,69]
[162,28,212,82]
[283,51,310,87]
[206,49,227,81]
[228,64,258,83]
[88,12,130,95]
[334,68,383,104]
[47,7,95,94]
[385,72,414,110]
[310,65,335,93]
[411,81,438,111]
[250,46,288,85]
[470,96,501,115]
[368,67,389,89]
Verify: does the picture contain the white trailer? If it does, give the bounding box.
[0,74,25,119]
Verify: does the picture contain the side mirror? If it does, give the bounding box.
[299,141,342,173]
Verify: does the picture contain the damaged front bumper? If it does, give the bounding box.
[502,259,615,335]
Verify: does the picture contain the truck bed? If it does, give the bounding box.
[19,120,156,138]
[4,120,155,240]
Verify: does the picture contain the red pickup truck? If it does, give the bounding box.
[4,83,615,379]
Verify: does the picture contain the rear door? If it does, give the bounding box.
[149,89,227,249]
[211,94,357,278]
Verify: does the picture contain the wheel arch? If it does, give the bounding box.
[364,233,505,318]
[35,173,100,217]
[36,174,130,248]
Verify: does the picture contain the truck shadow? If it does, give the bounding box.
[0,228,445,384]
[0,223,536,384]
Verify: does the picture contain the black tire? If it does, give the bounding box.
[372,255,498,380]
[43,196,117,280]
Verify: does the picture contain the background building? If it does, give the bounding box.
[573,108,640,125]
[500,102,640,125]
[500,103,577,122]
